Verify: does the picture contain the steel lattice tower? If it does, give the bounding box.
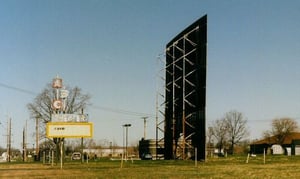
[164,15,207,160]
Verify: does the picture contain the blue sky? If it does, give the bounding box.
[0,0,300,149]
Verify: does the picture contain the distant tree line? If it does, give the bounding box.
[208,110,299,156]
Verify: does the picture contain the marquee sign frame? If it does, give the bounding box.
[46,122,93,138]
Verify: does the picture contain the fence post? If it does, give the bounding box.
[263,149,266,164]
[195,148,198,167]
[246,153,250,163]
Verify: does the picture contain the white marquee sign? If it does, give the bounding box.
[46,122,93,138]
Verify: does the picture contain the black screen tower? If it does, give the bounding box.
[165,15,207,161]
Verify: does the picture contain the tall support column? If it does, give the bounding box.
[182,35,186,160]
[172,44,176,159]
[156,53,166,160]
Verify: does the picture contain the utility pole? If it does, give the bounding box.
[23,120,27,162]
[23,127,25,162]
[123,124,131,160]
[7,118,11,162]
[35,116,39,161]
[81,108,84,163]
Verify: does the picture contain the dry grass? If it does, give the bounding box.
[1,155,300,178]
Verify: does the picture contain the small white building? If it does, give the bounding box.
[271,144,284,155]
[0,152,8,162]
[83,148,125,158]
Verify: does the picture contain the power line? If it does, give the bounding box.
[90,104,155,118]
[0,82,156,118]
[0,82,37,95]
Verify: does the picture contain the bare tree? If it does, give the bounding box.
[206,126,215,157]
[211,119,228,153]
[207,126,214,147]
[27,83,90,160]
[224,110,249,154]
[64,86,91,114]
[27,84,90,124]
[267,117,298,145]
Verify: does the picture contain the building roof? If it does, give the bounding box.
[252,132,300,145]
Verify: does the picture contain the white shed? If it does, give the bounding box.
[271,144,284,155]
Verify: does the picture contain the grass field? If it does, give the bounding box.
[1,155,300,178]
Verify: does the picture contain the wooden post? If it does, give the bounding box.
[81,137,84,163]
[52,150,54,166]
[246,153,250,163]
[120,151,124,169]
[60,140,63,169]
[43,151,45,164]
[49,150,51,163]
[263,149,266,164]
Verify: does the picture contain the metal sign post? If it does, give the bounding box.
[60,140,63,169]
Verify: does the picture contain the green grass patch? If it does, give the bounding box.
[1,155,300,178]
